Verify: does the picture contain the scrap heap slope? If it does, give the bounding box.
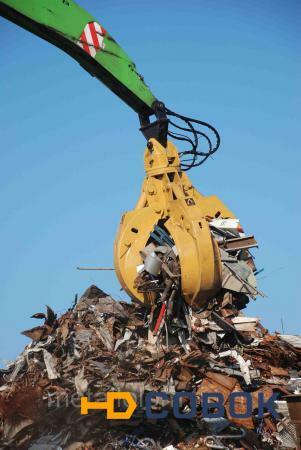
[0,281,300,449]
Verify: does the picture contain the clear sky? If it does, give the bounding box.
[0,0,300,364]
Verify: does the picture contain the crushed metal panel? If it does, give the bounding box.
[279,334,301,349]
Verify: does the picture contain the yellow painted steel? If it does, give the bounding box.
[114,139,236,309]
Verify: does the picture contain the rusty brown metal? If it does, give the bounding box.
[0,283,300,449]
[221,235,258,251]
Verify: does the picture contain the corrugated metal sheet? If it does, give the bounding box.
[279,334,301,349]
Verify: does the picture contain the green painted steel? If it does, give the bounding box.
[0,0,157,116]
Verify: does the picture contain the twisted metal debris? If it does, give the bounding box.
[0,283,300,449]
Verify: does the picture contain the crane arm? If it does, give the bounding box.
[0,0,221,162]
[0,0,157,117]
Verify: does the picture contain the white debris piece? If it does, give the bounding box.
[136,264,144,273]
[219,350,252,385]
[74,367,88,395]
[209,218,245,237]
[114,328,133,350]
[43,350,60,380]
[231,316,259,332]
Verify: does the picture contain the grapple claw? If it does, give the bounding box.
[114,139,237,309]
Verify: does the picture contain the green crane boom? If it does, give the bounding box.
[0,0,220,166]
[0,0,157,117]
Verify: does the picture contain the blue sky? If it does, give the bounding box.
[0,0,300,363]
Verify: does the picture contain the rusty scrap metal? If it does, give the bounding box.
[221,235,258,252]
[0,283,300,449]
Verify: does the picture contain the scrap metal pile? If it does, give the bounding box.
[0,221,301,450]
[134,218,263,351]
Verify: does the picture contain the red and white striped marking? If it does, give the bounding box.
[77,22,106,58]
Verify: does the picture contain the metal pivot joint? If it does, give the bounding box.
[139,101,168,147]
